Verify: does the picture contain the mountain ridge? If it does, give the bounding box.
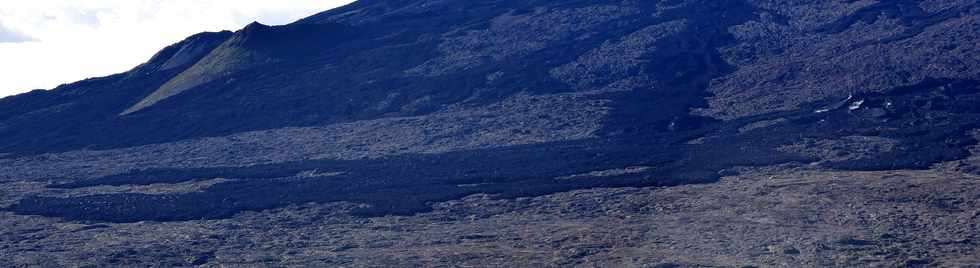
[3,0,980,266]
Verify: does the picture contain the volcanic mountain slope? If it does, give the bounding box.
[1,0,980,266]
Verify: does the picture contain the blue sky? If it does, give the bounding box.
[0,0,354,97]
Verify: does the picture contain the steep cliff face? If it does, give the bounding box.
[1,0,979,224]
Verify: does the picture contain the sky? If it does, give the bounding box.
[0,0,355,98]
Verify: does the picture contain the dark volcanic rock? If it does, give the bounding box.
[8,79,980,222]
[0,0,978,223]
[1,0,980,266]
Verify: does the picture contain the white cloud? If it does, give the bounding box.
[0,0,354,97]
[0,20,36,43]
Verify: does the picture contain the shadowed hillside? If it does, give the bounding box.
[1,0,980,266]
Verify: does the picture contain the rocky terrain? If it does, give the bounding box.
[1,0,979,266]
[3,161,980,267]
